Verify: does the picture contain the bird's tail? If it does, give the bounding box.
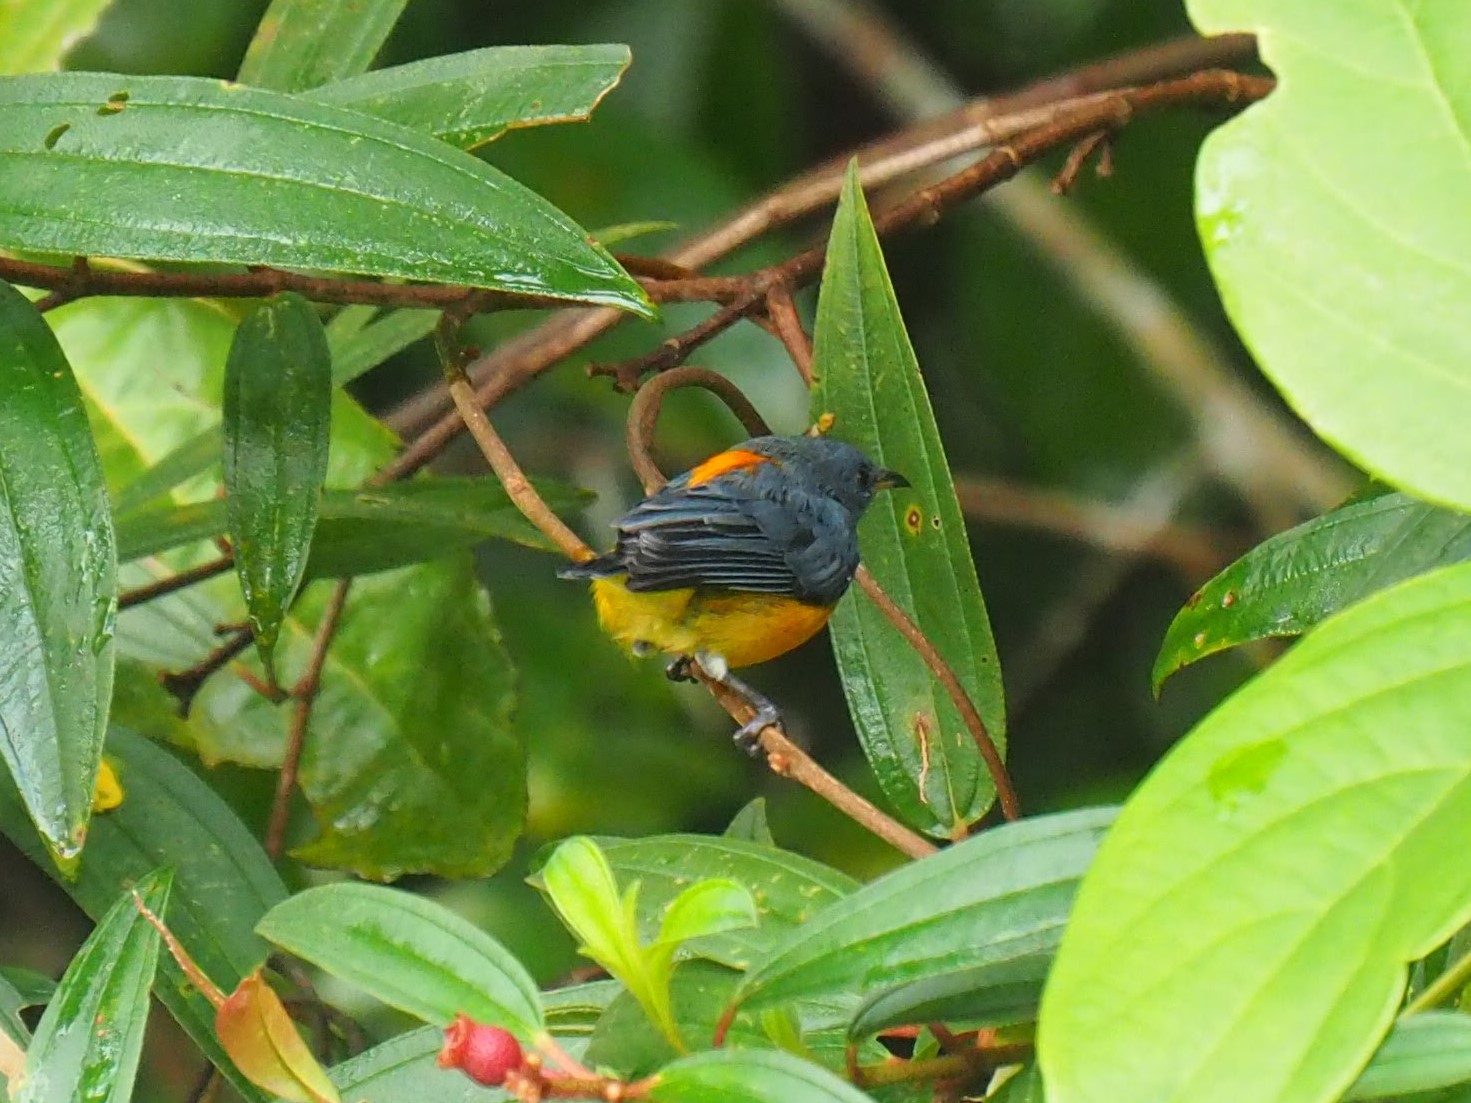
[556,553,623,581]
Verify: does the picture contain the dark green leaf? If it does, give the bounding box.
[532,834,858,971]
[0,728,286,1103]
[309,44,630,149]
[0,968,55,1011]
[238,0,406,92]
[17,869,170,1103]
[990,1065,1046,1103]
[0,280,116,869]
[1040,562,1471,1103]
[0,0,111,74]
[116,477,575,574]
[1349,1013,1471,1100]
[650,1048,874,1103]
[328,308,436,388]
[849,954,1051,1038]
[542,980,623,1036]
[810,163,1005,837]
[257,882,544,1040]
[734,808,1113,1013]
[223,293,332,671]
[0,973,32,1046]
[0,73,653,315]
[1154,492,1471,688]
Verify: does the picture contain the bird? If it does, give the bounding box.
[559,434,908,749]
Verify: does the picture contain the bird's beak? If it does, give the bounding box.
[874,468,910,491]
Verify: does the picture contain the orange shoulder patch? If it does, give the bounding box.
[687,448,772,488]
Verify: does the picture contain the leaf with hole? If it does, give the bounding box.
[810,163,1005,837]
[309,44,630,149]
[1189,0,1471,509]
[1041,561,1471,1103]
[223,293,332,673]
[0,73,653,315]
[1155,491,1471,688]
[256,882,543,1040]
[16,869,170,1103]
[0,280,116,870]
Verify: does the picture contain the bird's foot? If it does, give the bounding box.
[718,668,783,758]
[665,655,696,683]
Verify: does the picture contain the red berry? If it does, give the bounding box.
[438,1013,524,1086]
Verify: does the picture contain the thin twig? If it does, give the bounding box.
[589,71,1273,387]
[763,283,814,385]
[118,553,235,610]
[854,566,1019,823]
[380,33,1261,465]
[626,366,773,492]
[952,474,1233,578]
[266,579,352,861]
[159,627,255,716]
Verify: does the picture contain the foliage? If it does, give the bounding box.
[0,2,1468,1103]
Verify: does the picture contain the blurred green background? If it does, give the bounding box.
[2,1,1344,1097]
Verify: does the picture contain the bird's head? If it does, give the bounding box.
[747,434,909,517]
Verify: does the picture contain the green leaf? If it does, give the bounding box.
[540,837,637,976]
[0,0,110,74]
[848,954,1052,1038]
[16,870,170,1103]
[0,73,653,316]
[723,798,775,846]
[1039,561,1471,1103]
[1189,0,1471,510]
[327,308,436,388]
[990,1065,1046,1103]
[809,162,1005,837]
[734,807,1113,1014]
[1154,491,1471,688]
[1349,1013,1471,1101]
[223,293,332,671]
[533,834,858,971]
[256,882,544,1040]
[116,477,571,572]
[0,728,286,1103]
[0,972,33,1046]
[0,280,116,869]
[308,44,630,149]
[237,0,406,92]
[649,1048,875,1103]
[0,968,55,1012]
[656,880,758,949]
[543,980,623,1036]
[110,426,221,519]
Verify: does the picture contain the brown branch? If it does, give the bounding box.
[436,319,594,563]
[853,566,1019,823]
[380,33,1260,468]
[266,578,352,861]
[626,366,773,491]
[118,553,235,610]
[589,70,1272,385]
[763,283,814,385]
[159,627,255,716]
[953,474,1234,578]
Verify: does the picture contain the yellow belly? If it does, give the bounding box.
[590,577,834,669]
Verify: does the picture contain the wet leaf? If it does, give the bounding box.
[1154,491,1471,688]
[733,808,1112,1015]
[256,882,544,1039]
[238,0,406,92]
[0,73,653,315]
[16,869,170,1103]
[810,163,1005,837]
[1040,562,1471,1103]
[310,44,630,149]
[216,972,340,1103]
[0,728,286,1103]
[1189,0,1471,510]
[0,280,116,869]
[0,0,110,74]
[223,293,332,672]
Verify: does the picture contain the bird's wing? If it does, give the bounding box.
[612,467,808,596]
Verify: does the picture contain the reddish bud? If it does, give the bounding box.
[438,1013,524,1087]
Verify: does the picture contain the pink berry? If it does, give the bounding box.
[438,1013,524,1086]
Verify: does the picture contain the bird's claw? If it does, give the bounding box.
[665,655,696,683]
[733,709,782,758]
